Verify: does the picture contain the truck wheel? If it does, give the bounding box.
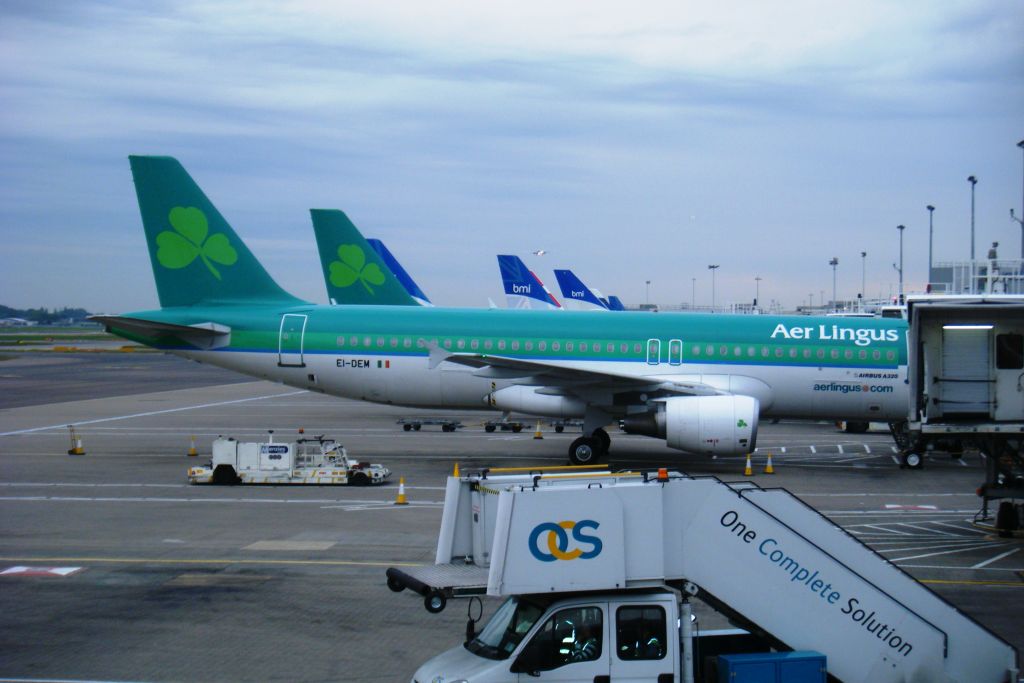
[212,465,238,485]
[350,472,370,486]
[403,423,412,432]
[485,425,496,433]
[511,424,522,433]
[901,451,924,469]
[555,425,564,433]
[413,424,421,431]
[387,575,405,593]
[424,590,447,614]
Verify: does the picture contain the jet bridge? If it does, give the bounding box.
[386,470,1018,683]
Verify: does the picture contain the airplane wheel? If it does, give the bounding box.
[569,437,600,466]
[593,428,611,453]
[901,451,924,469]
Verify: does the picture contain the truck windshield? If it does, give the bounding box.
[464,597,544,661]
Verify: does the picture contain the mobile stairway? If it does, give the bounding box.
[387,469,1019,683]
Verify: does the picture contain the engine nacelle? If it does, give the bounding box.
[622,395,758,455]
[484,386,586,418]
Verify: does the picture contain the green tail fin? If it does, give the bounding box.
[309,209,418,306]
[128,156,304,308]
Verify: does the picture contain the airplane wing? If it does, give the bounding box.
[429,349,720,397]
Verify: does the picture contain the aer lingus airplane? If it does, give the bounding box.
[96,156,909,465]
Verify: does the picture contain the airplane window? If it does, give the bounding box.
[508,340,516,351]
[872,350,881,360]
[803,349,812,359]
[859,349,867,360]
[886,351,895,361]
[789,348,797,358]
[830,349,839,359]
[552,341,561,352]
[377,337,385,347]
[719,346,728,356]
[363,336,372,347]
[336,336,345,347]
[416,339,426,349]
[817,349,825,359]
[444,339,452,349]
[844,350,853,359]
[471,340,479,350]
[390,338,398,348]
[404,339,412,349]
[580,342,588,352]
[457,339,466,350]
[607,343,615,353]
[692,346,701,356]
[566,342,574,352]
[707,345,715,356]
[747,347,755,357]
[484,340,493,350]
[634,343,642,354]
[350,336,359,346]
[733,346,742,356]
[526,341,534,351]
[539,341,547,351]
[760,347,769,357]
[774,347,783,358]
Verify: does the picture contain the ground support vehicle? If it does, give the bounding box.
[547,419,582,433]
[188,434,390,485]
[484,419,523,433]
[904,296,1024,534]
[387,468,1018,682]
[398,417,464,432]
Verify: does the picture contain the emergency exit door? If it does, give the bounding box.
[278,314,307,367]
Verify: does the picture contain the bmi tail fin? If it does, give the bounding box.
[367,239,432,306]
[553,269,609,311]
[497,255,561,310]
[309,210,419,306]
[128,156,303,308]
[606,295,626,311]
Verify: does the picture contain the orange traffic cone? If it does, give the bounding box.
[744,454,753,476]
[453,462,460,477]
[533,420,544,439]
[187,435,198,457]
[394,476,409,505]
[764,452,775,474]
[67,425,85,456]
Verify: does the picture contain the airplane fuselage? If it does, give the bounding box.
[114,305,908,422]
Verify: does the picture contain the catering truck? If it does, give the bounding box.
[386,468,1018,682]
[188,433,390,485]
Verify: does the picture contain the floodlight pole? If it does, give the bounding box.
[708,265,719,310]
[1013,140,1024,259]
[897,224,906,302]
[829,258,839,311]
[968,176,977,260]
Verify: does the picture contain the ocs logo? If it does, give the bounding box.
[528,520,603,562]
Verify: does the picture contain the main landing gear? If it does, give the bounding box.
[568,428,611,465]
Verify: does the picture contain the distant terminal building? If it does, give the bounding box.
[930,244,1024,295]
[0,317,35,327]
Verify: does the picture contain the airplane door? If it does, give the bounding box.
[278,314,307,367]
[647,339,661,365]
[668,339,683,366]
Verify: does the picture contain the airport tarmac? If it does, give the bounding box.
[1,352,1022,682]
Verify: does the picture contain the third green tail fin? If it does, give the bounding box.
[129,155,304,308]
[309,209,418,306]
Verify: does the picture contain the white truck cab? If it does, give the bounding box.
[413,591,683,683]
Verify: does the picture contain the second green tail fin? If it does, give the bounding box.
[310,209,419,306]
[129,155,304,308]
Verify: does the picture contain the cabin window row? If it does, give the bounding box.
[334,336,644,355]
[688,344,896,362]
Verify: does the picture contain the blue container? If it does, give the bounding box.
[717,651,826,683]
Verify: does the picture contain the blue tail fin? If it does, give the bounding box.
[497,255,561,309]
[367,239,432,306]
[606,295,626,311]
[553,269,609,311]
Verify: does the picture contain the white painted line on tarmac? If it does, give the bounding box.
[864,445,871,454]
[890,455,900,464]
[900,563,1024,573]
[809,445,816,453]
[0,678,154,683]
[894,522,958,536]
[0,495,444,506]
[890,541,1009,562]
[931,521,988,535]
[0,390,309,436]
[971,547,1020,569]
[860,524,913,536]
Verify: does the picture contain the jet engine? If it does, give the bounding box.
[621,395,758,455]
[484,385,586,417]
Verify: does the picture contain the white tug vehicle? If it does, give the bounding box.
[188,431,390,486]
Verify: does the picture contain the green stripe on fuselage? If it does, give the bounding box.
[111,306,907,369]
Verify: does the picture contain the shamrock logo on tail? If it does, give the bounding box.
[329,244,385,294]
[156,207,238,280]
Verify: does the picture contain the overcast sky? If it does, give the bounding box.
[1,0,1022,312]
